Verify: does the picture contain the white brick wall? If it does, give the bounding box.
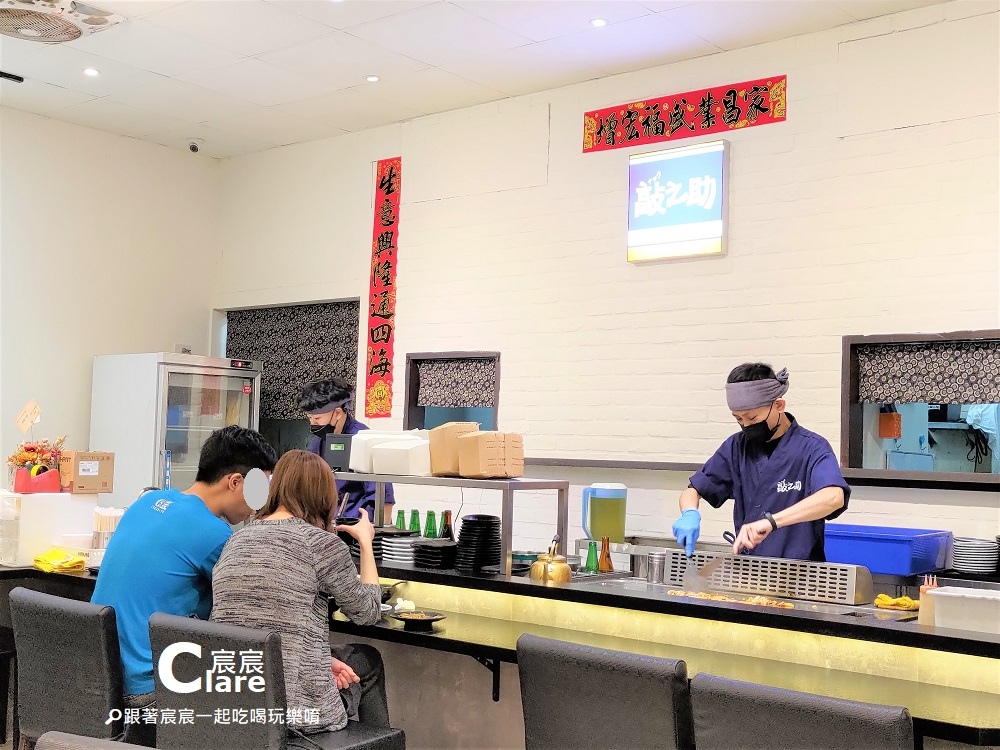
[215,1,1000,548]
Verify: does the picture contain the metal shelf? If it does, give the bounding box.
[334,472,569,578]
[927,423,973,430]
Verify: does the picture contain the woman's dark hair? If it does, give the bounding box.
[259,450,337,528]
[195,426,278,484]
[726,362,777,384]
[297,377,354,414]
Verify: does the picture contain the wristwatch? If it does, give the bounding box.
[764,512,778,531]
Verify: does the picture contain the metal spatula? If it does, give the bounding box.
[682,555,725,592]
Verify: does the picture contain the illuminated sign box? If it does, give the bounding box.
[627,140,728,263]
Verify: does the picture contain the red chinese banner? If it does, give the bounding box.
[364,157,401,418]
[583,75,786,153]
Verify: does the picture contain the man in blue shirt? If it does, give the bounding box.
[300,378,395,523]
[91,426,277,746]
[672,363,849,562]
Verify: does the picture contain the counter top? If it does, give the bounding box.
[373,562,1000,659]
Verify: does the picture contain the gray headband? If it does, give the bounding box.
[306,396,352,416]
[725,368,789,411]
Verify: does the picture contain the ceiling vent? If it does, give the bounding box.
[0,0,125,43]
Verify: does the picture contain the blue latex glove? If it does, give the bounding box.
[671,509,701,557]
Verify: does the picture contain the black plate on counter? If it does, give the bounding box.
[390,610,446,631]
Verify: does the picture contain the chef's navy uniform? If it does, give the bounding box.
[307,413,395,522]
[688,415,850,562]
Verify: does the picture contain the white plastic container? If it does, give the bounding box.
[371,440,431,477]
[0,490,99,567]
[928,586,1000,635]
[348,431,429,473]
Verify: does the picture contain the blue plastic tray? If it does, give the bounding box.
[825,524,953,576]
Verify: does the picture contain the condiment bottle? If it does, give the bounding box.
[918,574,939,627]
[395,510,406,530]
[423,510,437,539]
[584,541,599,573]
[408,510,421,534]
[440,510,455,541]
[598,536,614,573]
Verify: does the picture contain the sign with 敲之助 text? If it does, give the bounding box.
[627,140,728,263]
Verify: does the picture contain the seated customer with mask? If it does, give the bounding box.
[671,363,850,562]
[91,426,278,746]
[300,377,395,523]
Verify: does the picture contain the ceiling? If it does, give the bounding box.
[0,0,953,158]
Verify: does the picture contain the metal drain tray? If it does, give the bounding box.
[664,549,873,605]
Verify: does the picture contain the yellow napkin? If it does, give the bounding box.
[874,593,920,611]
[34,548,87,573]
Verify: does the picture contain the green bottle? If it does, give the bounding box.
[409,510,421,534]
[584,541,599,573]
[423,510,437,540]
[395,509,406,530]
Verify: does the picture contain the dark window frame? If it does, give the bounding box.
[403,351,501,431]
[841,329,1000,490]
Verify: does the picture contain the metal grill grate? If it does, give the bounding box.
[663,548,871,604]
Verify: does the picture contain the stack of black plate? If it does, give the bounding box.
[412,540,458,569]
[456,515,502,574]
[345,536,383,562]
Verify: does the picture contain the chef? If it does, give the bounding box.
[300,377,395,523]
[671,363,850,562]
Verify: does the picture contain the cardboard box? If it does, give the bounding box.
[59,451,115,494]
[457,432,524,479]
[429,422,479,476]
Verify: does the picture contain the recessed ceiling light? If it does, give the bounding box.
[18,28,41,37]
[590,18,607,27]
[366,75,380,83]
[83,67,101,77]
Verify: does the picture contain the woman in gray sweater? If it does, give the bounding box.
[211,449,389,732]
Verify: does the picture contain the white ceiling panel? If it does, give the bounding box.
[836,0,959,20]
[347,2,535,66]
[0,78,95,115]
[88,0,187,20]
[455,0,653,42]
[638,1,695,10]
[141,119,274,158]
[661,1,856,51]
[107,76,258,123]
[275,85,426,131]
[145,0,333,56]
[5,44,167,98]
[442,43,607,96]
[68,19,242,77]
[363,67,507,115]
[204,107,343,146]
[536,12,721,76]
[178,57,332,106]
[273,0,439,30]
[257,31,428,92]
[0,34,52,71]
[55,98,191,139]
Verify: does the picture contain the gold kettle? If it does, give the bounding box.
[529,539,572,585]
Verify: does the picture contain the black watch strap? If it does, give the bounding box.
[764,512,778,531]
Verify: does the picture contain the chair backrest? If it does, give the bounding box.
[516,634,694,750]
[690,672,915,750]
[149,612,287,750]
[36,731,140,750]
[9,587,124,741]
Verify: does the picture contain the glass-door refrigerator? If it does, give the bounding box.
[90,353,262,507]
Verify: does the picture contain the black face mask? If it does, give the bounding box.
[741,403,778,444]
[310,423,335,438]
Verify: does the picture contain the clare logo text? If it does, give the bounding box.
[158,642,266,693]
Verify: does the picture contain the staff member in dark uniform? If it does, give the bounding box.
[300,377,395,523]
[671,363,850,562]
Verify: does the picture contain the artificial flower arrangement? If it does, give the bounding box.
[7,436,66,493]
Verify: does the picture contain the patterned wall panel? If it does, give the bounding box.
[857,341,1000,403]
[226,302,360,419]
[416,358,498,408]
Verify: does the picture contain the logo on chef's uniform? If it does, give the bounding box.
[776,480,803,493]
